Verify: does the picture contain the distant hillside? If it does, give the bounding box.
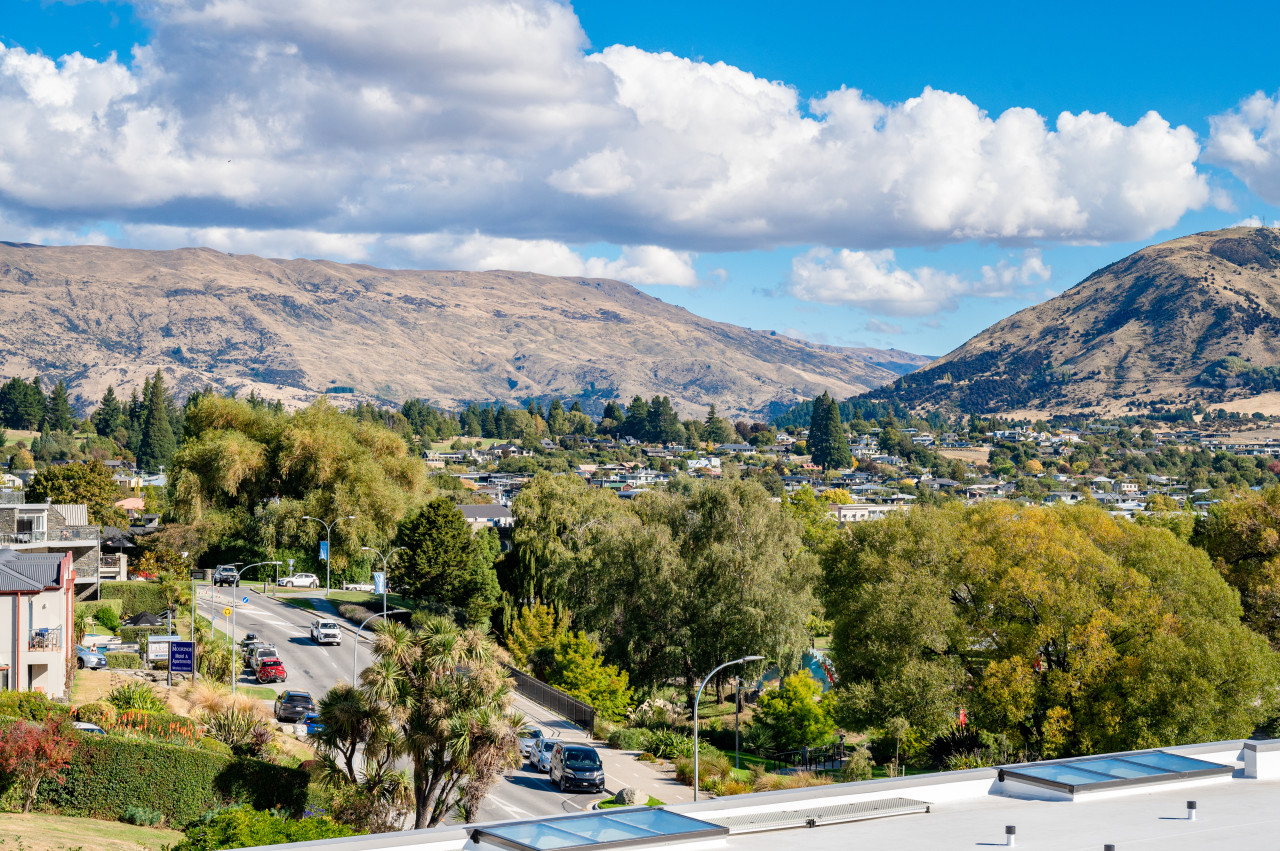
[0,242,930,419]
[864,227,1280,415]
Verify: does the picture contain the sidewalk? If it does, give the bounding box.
[511,693,694,804]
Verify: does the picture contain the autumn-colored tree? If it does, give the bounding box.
[824,501,1280,757]
[1193,487,1280,645]
[547,631,634,722]
[505,602,569,669]
[0,717,78,812]
[27,459,125,526]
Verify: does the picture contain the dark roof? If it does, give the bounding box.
[460,505,514,520]
[0,550,66,592]
[124,612,162,626]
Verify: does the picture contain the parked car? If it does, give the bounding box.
[72,721,106,735]
[518,726,543,758]
[342,582,374,592]
[549,743,606,793]
[249,645,279,672]
[257,657,287,683]
[274,690,316,722]
[277,572,319,588]
[75,644,108,670]
[239,633,259,648]
[213,566,240,587]
[310,619,342,645]
[534,738,560,772]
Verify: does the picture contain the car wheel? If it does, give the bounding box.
[557,775,566,792]
[76,658,85,669]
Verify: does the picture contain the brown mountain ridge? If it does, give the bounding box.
[867,226,1280,415]
[0,242,929,419]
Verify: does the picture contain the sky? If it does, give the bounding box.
[4,2,1280,358]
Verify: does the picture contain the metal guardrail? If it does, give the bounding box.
[505,665,596,732]
[28,626,62,651]
[0,526,98,545]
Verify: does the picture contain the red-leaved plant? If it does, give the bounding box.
[0,716,79,812]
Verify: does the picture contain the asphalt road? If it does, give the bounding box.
[194,586,600,822]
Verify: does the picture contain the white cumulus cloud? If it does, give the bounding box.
[0,0,1211,261]
[787,248,1051,316]
[1206,92,1280,203]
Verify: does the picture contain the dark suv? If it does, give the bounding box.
[273,690,315,722]
[549,743,606,793]
[213,566,240,587]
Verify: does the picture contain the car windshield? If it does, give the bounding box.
[564,749,601,768]
[284,694,313,705]
[541,740,557,753]
[318,622,338,630]
[520,728,542,739]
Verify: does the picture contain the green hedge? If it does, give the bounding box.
[75,599,123,618]
[99,582,168,618]
[35,735,308,827]
[119,625,168,646]
[104,651,141,669]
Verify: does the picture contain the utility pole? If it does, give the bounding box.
[303,514,356,598]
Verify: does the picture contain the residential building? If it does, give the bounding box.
[827,503,908,523]
[0,502,100,600]
[459,504,515,533]
[0,549,75,696]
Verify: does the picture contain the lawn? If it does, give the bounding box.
[0,812,182,851]
[326,589,415,611]
[597,796,663,809]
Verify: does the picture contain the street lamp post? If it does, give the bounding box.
[352,609,407,685]
[360,546,406,621]
[303,515,356,598]
[227,561,281,695]
[693,655,764,802]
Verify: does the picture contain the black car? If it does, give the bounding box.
[549,743,606,793]
[273,690,316,722]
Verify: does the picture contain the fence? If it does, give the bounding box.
[769,742,846,772]
[505,665,596,732]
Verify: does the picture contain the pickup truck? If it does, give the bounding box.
[212,566,240,587]
[310,620,342,646]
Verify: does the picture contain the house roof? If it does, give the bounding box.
[0,550,67,592]
[459,505,514,520]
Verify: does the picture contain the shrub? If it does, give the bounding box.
[202,708,276,758]
[35,734,307,827]
[0,717,79,812]
[0,690,72,721]
[112,711,198,745]
[99,581,169,618]
[122,803,165,826]
[750,770,832,792]
[105,651,141,670]
[76,599,123,619]
[674,751,731,788]
[645,729,695,760]
[839,744,875,782]
[337,603,377,625]
[172,804,353,851]
[106,681,167,714]
[74,702,117,727]
[607,727,647,751]
[198,738,234,756]
[93,605,122,632]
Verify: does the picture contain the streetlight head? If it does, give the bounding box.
[360,547,373,552]
[741,655,766,663]
[345,515,356,520]
[302,515,314,520]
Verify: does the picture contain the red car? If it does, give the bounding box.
[257,658,287,683]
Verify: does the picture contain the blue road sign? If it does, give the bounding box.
[169,641,195,674]
[242,596,249,603]
[319,541,329,561]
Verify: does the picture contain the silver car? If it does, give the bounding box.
[518,726,543,759]
[534,738,559,772]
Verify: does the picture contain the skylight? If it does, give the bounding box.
[474,809,728,851]
[1000,751,1233,794]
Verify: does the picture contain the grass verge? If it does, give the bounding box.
[597,796,664,809]
[0,811,182,851]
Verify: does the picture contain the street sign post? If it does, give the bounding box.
[222,606,232,617]
[170,641,194,687]
[242,596,249,604]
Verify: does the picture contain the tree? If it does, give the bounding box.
[0,717,78,812]
[818,395,851,469]
[26,460,125,526]
[505,602,569,669]
[752,671,835,752]
[41,380,76,433]
[547,631,634,722]
[1193,487,1280,645]
[547,399,568,437]
[172,805,353,851]
[91,385,127,439]
[138,370,177,472]
[807,393,831,466]
[823,501,1280,757]
[0,377,45,430]
[392,498,500,624]
[645,396,684,445]
[10,447,34,471]
[623,396,650,441]
[361,617,521,828]
[703,404,734,445]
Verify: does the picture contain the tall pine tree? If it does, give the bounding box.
[807,393,831,467]
[822,396,852,469]
[137,370,177,472]
[91,385,126,438]
[623,395,649,441]
[703,403,733,445]
[41,380,76,433]
[547,399,568,437]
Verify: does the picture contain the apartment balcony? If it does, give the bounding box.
[28,627,62,652]
[0,527,98,547]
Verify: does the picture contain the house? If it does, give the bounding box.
[0,502,100,597]
[827,503,909,523]
[714,443,755,454]
[0,549,75,696]
[490,443,530,459]
[459,504,515,532]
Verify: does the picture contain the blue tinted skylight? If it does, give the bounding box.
[478,809,727,851]
[1001,750,1232,793]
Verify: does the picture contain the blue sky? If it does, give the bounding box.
[4,0,1280,358]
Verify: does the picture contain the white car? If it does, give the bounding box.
[310,619,342,645]
[534,738,560,772]
[278,573,320,588]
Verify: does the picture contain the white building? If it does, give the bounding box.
[0,549,75,696]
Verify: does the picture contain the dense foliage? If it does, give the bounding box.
[172,805,353,851]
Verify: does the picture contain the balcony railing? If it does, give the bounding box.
[28,627,62,652]
[0,527,98,546]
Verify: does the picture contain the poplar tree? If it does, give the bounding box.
[808,393,831,466]
[822,396,852,469]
